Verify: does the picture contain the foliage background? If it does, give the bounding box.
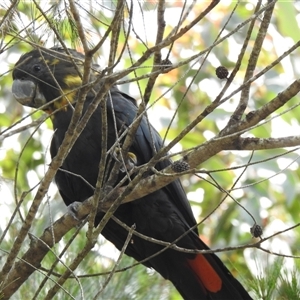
[0,0,300,299]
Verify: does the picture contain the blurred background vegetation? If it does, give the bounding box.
[1,0,300,299]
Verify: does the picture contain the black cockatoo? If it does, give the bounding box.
[12,47,252,300]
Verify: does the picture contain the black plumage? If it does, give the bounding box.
[12,47,252,299]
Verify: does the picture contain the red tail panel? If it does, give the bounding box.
[188,254,222,292]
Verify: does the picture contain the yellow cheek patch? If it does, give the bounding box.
[53,89,78,110]
[64,75,82,87]
[51,75,82,110]
[45,74,83,112]
[50,58,60,65]
[45,58,60,65]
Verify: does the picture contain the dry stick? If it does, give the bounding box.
[220,89,300,145]
[230,136,300,151]
[199,147,300,176]
[74,87,112,239]
[104,217,254,273]
[112,136,300,210]
[230,152,300,191]
[203,151,257,229]
[218,38,300,114]
[4,1,56,49]
[164,0,190,60]
[143,0,165,104]
[216,0,261,122]
[78,1,127,58]
[224,80,300,138]
[163,0,240,145]
[162,137,300,166]
[68,0,89,52]
[46,193,135,299]
[148,155,257,255]
[86,92,108,239]
[106,1,135,177]
[13,123,44,224]
[0,180,39,245]
[258,245,300,259]
[109,1,133,72]
[67,0,105,100]
[0,140,64,285]
[184,82,300,164]
[107,0,124,73]
[0,114,47,138]
[0,0,18,28]
[92,224,136,300]
[31,222,86,300]
[117,4,159,160]
[227,0,275,128]
[95,2,134,190]
[108,1,166,170]
[115,4,274,89]
[0,0,19,50]
[0,248,76,299]
[104,219,300,258]
[44,236,96,299]
[165,0,196,40]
